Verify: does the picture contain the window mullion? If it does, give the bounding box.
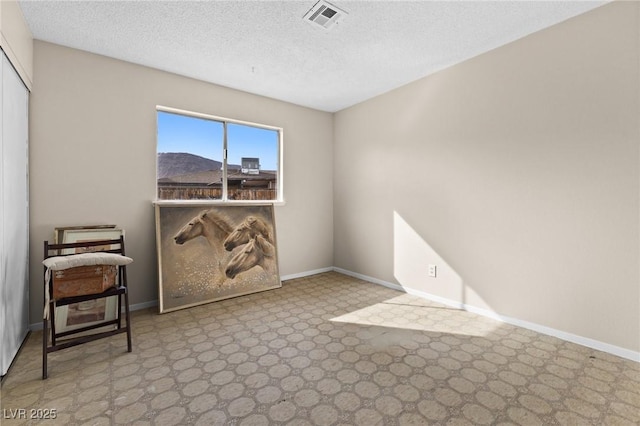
[222,121,228,201]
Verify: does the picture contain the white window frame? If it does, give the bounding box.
[156,105,284,204]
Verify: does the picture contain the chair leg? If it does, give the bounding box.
[50,302,57,347]
[124,291,132,352]
[117,294,122,329]
[42,317,48,380]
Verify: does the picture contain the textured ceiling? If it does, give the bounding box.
[19,0,608,112]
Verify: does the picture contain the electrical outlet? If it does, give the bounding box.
[428,264,437,277]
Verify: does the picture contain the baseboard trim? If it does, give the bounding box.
[27,267,334,331]
[281,267,334,281]
[131,300,158,311]
[28,266,639,362]
[333,267,640,363]
[28,265,334,331]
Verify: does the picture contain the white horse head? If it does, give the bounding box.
[174,210,234,246]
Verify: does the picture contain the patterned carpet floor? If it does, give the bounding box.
[1,272,639,425]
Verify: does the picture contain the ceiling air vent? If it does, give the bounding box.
[303,1,347,30]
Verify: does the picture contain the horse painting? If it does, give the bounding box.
[156,204,281,313]
[225,234,277,279]
[223,215,273,251]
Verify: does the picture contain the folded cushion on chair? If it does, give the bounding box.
[43,252,133,270]
[42,253,133,319]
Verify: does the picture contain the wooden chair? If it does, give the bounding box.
[42,236,132,379]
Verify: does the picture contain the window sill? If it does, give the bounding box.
[152,199,286,207]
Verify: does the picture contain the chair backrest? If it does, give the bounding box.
[44,236,126,259]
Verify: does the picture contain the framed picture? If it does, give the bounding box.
[61,228,124,254]
[155,203,281,313]
[53,224,117,244]
[54,296,119,336]
[55,227,124,334]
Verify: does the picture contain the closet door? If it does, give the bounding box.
[0,51,29,377]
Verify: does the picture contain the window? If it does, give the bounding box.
[156,107,282,202]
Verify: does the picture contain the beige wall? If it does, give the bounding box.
[28,1,639,355]
[29,41,334,324]
[0,0,33,89]
[334,2,639,353]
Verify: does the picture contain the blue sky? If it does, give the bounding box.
[157,111,279,170]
